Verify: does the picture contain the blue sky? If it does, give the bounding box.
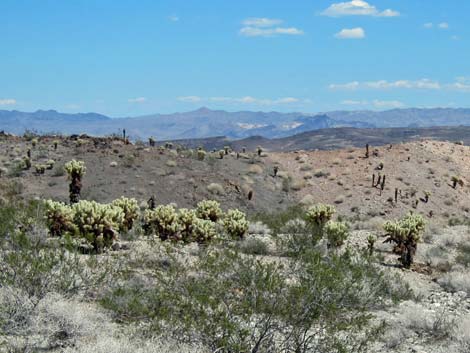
[1,0,469,117]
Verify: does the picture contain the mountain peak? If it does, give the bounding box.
[194,107,212,113]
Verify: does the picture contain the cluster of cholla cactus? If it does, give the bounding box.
[142,200,248,243]
[383,213,425,268]
[111,196,140,231]
[44,200,75,237]
[323,221,349,248]
[196,200,223,222]
[46,160,55,170]
[223,209,249,239]
[305,203,336,228]
[64,160,86,204]
[44,198,139,252]
[72,200,124,252]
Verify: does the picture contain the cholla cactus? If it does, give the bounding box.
[224,146,230,155]
[196,200,223,222]
[178,208,198,242]
[31,138,38,147]
[23,157,31,170]
[197,149,206,161]
[53,140,59,150]
[218,150,225,159]
[383,213,425,268]
[72,200,124,252]
[367,235,376,256]
[149,137,156,147]
[257,146,263,156]
[192,218,217,243]
[324,221,349,248]
[34,164,46,174]
[44,200,75,237]
[305,204,336,228]
[143,205,181,241]
[46,160,55,170]
[223,209,249,239]
[112,196,139,231]
[64,160,86,204]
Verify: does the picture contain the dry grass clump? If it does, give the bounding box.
[313,169,330,178]
[207,182,224,195]
[247,164,263,175]
[165,160,177,167]
[438,267,470,295]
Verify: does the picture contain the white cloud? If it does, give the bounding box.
[329,81,360,90]
[341,100,368,105]
[240,26,303,37]
[330,79,441,90]
[451,35,460,41]
[438,22,449,29]
[168,15,179,22]
[242,17,283,27]
[321,1,399,17]
[335,27,365,39]
[0,98,16,106]
[372,99,404,108]
[341,99,404,108]
[239,17,303,37]
[128,97,147,103]
[178,96,203,103]
[423,23,433,29]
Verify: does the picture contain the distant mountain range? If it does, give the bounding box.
[1,107,470,140]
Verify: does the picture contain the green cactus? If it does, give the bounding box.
[196,200,223,222]
[192,218,217,243]
[46,159,55,170]
[53,140,59,150]
[44,200,75,237]
[143,205,182,241]
[112,196,139,231]
[178,208,198,242]
[197,149,206,161]
[23,157,31,170]
[64,160,86,204]
[31,138,38,147]
[72,200,124,252]
[367,235,376,256]
[305,204,336,228]
[34,164,46,174]
[324,221,349,248]
[223,209,249,239]
[383,213,425,268]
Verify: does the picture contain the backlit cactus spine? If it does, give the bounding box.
[64,160,86,204]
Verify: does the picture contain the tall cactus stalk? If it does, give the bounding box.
[64,160,86,204]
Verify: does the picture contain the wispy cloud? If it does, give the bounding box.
[330,79,441,90]
[0,98,16,106]
[341,99,404,108]
[178,95,309,106]
[128,97,147,103]
[242,18,283,27]
[335,27,365,39]
[423,22,450,30]
[321,1,399,17]
[178,96,203,103]
[168,15,179,22]
[239,17,304,37]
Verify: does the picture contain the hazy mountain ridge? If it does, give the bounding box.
[1,107,470,140]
